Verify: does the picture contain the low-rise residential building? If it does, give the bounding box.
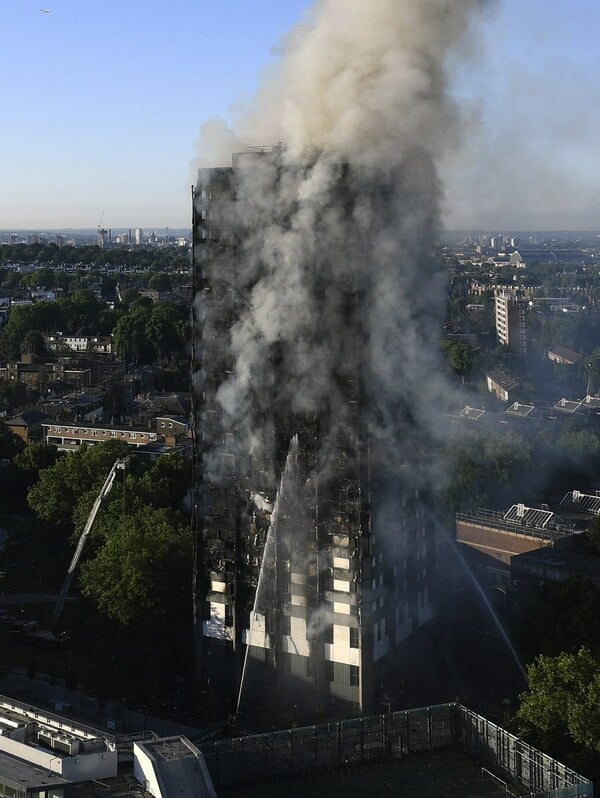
[0,356,91,390]
[43,333,113,354]
[456,504,576,587]
[6,410,48,443]
[43,421,159,450]
[511,534,600,588]
[42,417,192,459]
[547,344,582,365]
[486,368,520,402]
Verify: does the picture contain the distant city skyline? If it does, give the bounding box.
[2,0,599,230]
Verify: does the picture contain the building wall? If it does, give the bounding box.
[193,153,436,719]
[494,290,527,355]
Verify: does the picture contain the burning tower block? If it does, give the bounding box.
[192,147,437,721]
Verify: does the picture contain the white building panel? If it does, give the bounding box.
[332,579,350,593]
[325,643,360,666]
[283,616,310,656]
[203,601,233,641]
[333,557,350,569]
[243,612,270,648]
[333,602,351,615]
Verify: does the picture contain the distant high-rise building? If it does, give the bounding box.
[135,228,143,245]
[495,288,527,355]
[192,148,436,721]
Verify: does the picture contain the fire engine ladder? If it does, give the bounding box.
[52,458,127,628]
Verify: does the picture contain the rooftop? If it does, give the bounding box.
[560,489,600,516]
[503,503,556,529]
[0,750,70,791]
[553,397,582,413]
[506,401,535,417]
[487,369,520,392]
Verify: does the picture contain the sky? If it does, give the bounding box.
[1,0,599,231]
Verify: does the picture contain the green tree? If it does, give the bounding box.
[441,339,479,378]
[13,441,60,475]
[147,272,171,292]
[80,506,191,626]
[513,648,600,765]
[59,289,105,335]
[27,440,130,526]
[22,329,46,356]
[0,302,60,358]
[588,517,600,555]
[145,303,186,363]
[516,578,600,662]
[113,306,153,362]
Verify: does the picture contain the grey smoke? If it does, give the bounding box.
[194,0,490,493]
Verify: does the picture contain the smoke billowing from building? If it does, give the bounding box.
[196,0,487,488]
[193,0,490,717]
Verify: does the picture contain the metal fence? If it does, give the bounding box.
[199,703,593,798]
[456,705,593,797]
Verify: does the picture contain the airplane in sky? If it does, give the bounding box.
[40,8,53,13]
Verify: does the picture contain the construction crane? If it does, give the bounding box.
[51,458,127,629]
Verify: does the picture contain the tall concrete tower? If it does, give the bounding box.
[494,288,528,355]
[192,148,436,722]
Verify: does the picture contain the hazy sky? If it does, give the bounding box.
[1,0,599,230]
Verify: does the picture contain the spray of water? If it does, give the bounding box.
[427,510,527,682]
[236,436,300,717]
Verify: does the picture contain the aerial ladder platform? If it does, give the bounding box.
[51,457,127,629]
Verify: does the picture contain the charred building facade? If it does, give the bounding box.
[192,147,436,719]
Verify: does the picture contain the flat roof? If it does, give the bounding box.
[138,735,196,762]
[0,750,70,791]
[553,398,582,413]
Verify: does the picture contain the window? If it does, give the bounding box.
[281,615,291,636]
[350,665,359,686]
[349,627,359,648]
[325,661,334,682]
[324,624,333,644]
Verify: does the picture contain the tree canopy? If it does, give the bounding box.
[513,648,600,775]
[80,506,191,626]
[26,441,192,627]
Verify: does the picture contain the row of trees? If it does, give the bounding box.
[0,291,190,364]
[0,243,190,271]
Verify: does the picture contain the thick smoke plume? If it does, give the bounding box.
[195,0,489,494]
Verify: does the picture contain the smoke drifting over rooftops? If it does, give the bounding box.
[194,0,490,491]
